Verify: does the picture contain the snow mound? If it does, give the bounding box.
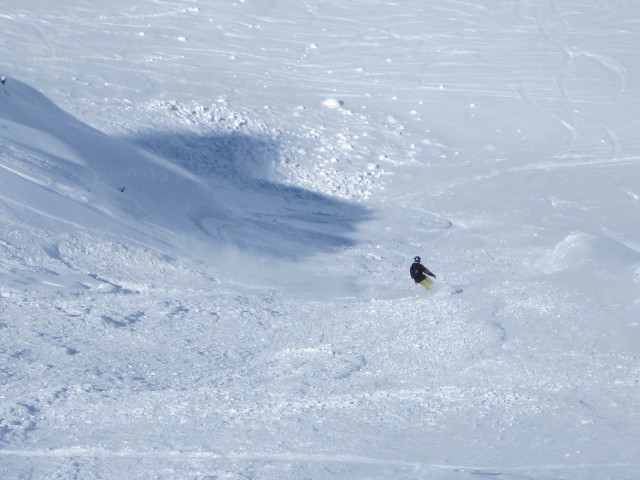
[539,232,640,273]
[0,78,370,264]
[322,97,344,109]
[0,78,223,249]
[538,232,640,309]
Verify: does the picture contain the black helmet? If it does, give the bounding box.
[414,256,420,263]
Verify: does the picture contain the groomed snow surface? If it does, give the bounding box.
[1,1,640,479]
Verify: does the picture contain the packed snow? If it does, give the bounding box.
[1,1,639,479]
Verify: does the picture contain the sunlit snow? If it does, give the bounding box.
[1,1,639,479]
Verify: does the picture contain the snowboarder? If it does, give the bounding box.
[410,256,436,289]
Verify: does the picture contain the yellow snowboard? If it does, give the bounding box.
[418,277,434,290]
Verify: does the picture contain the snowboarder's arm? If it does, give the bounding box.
[422,266,436,278]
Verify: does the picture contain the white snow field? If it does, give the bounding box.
[1,0,640,478]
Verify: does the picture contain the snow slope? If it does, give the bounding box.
[1,1,640,479]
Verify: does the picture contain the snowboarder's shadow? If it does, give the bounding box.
[129,131,372,259]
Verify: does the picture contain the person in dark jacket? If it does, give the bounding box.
[410,256,436,288]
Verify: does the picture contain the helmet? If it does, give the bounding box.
[414,256,420,263]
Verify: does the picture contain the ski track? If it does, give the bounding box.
[3,447,640,473]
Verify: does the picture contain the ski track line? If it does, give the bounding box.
[1,449,639,473]
[431,153,640,196]
[0,190,175,254]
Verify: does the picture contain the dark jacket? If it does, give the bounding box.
[410,262,436,283]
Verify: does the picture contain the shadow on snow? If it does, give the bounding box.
[128,131,372,259]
